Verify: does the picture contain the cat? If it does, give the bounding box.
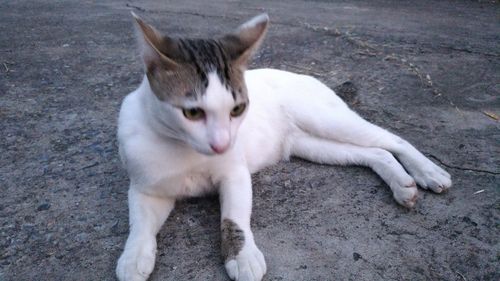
[116,12,452,281]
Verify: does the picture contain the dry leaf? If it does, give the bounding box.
[482,111,499,121]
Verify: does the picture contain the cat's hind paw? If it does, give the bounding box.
[116,239,156,281]
[392,181,419,208]
[411,161,452,193]
[225,244,266,281]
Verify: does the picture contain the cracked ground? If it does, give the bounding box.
[0,0,499,280]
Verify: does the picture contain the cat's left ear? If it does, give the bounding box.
[222,14,269,67]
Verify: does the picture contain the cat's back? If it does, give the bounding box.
[245,68,302,96]
[245,68,346,108]
[245,68,327,95]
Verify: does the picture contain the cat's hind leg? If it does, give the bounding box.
[290,135,418,208]
[116,188,175,281]
[288,101,451,194]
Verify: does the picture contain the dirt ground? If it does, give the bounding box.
[0,0,499,280]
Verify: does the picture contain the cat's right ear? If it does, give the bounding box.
[132,12,178,73]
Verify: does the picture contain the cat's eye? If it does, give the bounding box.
[230,103,247,117]
[182,107,205,121]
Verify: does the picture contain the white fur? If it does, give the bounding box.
[239,13,269,30]
[116,68,451,281]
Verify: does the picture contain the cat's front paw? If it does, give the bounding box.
[225,243,267,281]
[116,237,156,281]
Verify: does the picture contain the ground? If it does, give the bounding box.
[0,0,499,280]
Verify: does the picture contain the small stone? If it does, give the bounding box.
[37,203,51,211]
[353,252,362,261]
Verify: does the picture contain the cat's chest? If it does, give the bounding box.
[123,132,227,198]
[144,161,218,198]
[178,171,215,197]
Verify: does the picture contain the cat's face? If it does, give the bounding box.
[155,70,249,156]
[134,13,268,155]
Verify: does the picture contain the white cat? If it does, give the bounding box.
[116,13,451,281]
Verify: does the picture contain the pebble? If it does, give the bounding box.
[37,203,51,211]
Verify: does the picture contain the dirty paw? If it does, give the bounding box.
[225,244,267,281]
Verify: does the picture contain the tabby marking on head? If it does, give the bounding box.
[133,13,266,104]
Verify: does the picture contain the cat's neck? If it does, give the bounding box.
[137,76,186,145]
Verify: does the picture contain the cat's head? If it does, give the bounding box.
[133,13,268,155]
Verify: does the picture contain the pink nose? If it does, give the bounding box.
[210,143,230,154]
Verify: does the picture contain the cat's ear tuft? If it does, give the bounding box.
[222,13,269,66]
[132,12,178,73]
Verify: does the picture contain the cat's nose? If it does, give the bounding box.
[210,142,230,154]
[209,128,230,154]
